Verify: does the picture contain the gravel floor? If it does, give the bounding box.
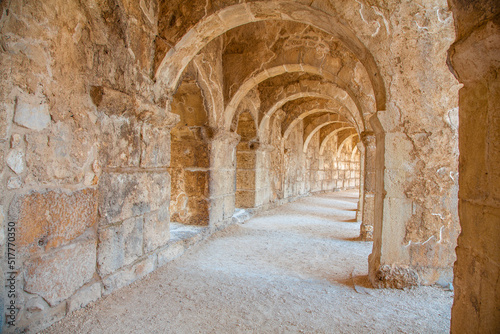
[43,189,453,334]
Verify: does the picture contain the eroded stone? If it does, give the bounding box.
[99,172,170,225]
[97,217,144,277]
[24,235,96,306]
[9,188,98,254]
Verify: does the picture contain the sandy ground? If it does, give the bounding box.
[43,190,453,334]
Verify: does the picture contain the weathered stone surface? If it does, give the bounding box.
[141,123,172,168]
[24,121,95,185]
[6,148,25,174]
[157,242,185,266]
[372,265,420,289]
[9,188,98,254]
[236,170,256,190]
[14,94,51,131]
[144,205,170,253]
[68,283,102,313]
[102,255,156,295]
[0,0,474,331]
[16,299,67,334]
[236,151,256,169]
[97,217,144,277]
[7,176,23,189]
[0,101,14,140]
[99,172,170,225]
[99,115,141,168]
[24,235,96,306]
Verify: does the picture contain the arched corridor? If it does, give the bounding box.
[0,0,498,332]
[43,190,453,333]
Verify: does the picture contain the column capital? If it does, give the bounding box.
[360,131,376,146]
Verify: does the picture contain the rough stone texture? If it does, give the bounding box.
[144,205,170,253]
[24,121,96,185]
[97,217,144,277]
[448,2,500,332]
[6,147,25,174]
[67,283,102,314]
[24,235,96,306]
[14,93,51,131]
[157,242,185,266]
[99,172,170,226]
[8,188,98,255]
[99,115,141,168]
[102,255,156,295]
[7,176,23,189]
[141,122,172,168]
[373,265,420,289]
[0,0,473,331]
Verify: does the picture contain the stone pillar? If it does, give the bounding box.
[360,132,376,241]
[208,130,240,227]
[356,142,365,223]
[94,88,179,294]
[235,140,258,208]
[255,143,275,207]
[448,2,500,332]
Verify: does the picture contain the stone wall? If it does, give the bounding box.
[0,0,465,331]
[0,0,181,331]
[448,1,500,332]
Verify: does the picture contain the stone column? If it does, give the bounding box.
[254,143,275,208]
[356,141,365,223]
[360,132,376,241]
[448,2,500,332]
[208,130,240,227]
[235,140,258,208]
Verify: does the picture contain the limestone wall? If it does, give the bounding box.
[0,0,181,331]
[0,0,464,331]
[448,1,500,332]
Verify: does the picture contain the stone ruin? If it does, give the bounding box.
[0,0,498,332]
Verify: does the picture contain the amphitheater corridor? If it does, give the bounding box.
[43,190,453,334]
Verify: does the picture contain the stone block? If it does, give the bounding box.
[236,170,255,190]
[144,205,170,253]
[210,169,236,196]
[210,138,237,169]
[68,282,102,313]
[17,299,67,334]
[184,170,209,196]
[157,242,185,266]
[14,94,51,131]
[9,188,98,254]
[97,217,144,277]
[24,122,94,185]
[209,196,225,225]
[102,255,156,295]
[100,115,141,168]
[236,190,255,208]
[141,122,171,168]
[236,151,256,169]
[7,176,22,189]
[99,172,170,225]
[218,5,250,28]
[170,139,209,168]
[185,197,209,225]
[24,235,97,306]
[223,194,236,220]
[372,264,420,289]
[6,148,25,174]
